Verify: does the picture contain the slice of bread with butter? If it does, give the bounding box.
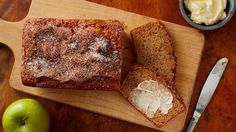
[121,64,185,127]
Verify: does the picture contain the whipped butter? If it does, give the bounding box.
[184,0,227,25]
[129,80,173,118]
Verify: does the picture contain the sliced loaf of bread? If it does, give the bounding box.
[121,64,185,128]
[131,21,176,85]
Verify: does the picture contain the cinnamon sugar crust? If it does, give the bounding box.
[21,18,124,90]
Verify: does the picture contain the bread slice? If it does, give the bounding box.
[131,21,176,85]
[121,64,185,128]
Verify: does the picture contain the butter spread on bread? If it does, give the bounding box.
[129,80,173,118]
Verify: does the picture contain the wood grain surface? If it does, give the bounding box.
[0,0,236,132]
[0,0,205,131]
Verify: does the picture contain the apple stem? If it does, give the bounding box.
[21,116,28,126]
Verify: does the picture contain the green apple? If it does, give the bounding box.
[2,98,50,132]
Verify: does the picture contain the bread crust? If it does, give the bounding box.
[21,18,124,90]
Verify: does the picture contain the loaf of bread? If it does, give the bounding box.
[121,64,185,127]
[131,21,176,85]
[21,18,124,90]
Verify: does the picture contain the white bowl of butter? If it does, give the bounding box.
[180,0,236,30]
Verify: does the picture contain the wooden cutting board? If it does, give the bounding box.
[0,0,205,131]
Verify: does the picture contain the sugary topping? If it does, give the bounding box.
[88,37,109,52]
[27,57,53,71]
[68,40,78,49]
[23,19,123,82]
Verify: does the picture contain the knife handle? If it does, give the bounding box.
[186,111,201,132]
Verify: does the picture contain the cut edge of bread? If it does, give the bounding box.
[121,64,185,128]
[130,21,177,87]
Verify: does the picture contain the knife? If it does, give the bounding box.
[186,58,228,132]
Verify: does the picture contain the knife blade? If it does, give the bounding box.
[186,58,228,132]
